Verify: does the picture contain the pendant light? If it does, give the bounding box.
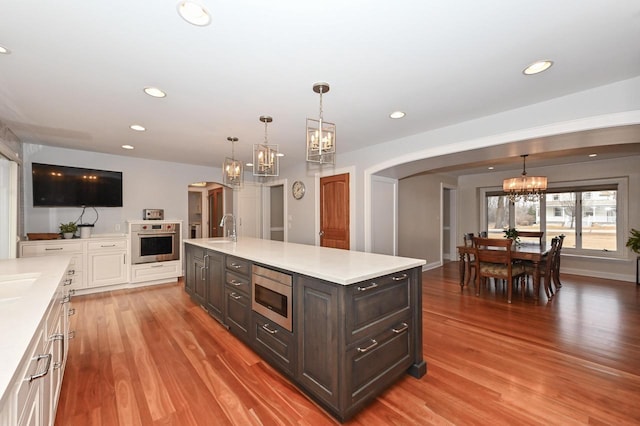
[306,82,336,164]
[253,116,279,177]
[503,154,547,202]
[222,137,243,189]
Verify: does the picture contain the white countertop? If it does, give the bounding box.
[185,237,425,285]
[0,256,71,404]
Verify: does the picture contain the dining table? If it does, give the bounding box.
[457,242,551,301]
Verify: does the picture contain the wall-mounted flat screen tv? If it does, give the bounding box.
[32,163,123,207]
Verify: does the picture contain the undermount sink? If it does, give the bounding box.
[207,238,234,244]
[0,272,41,302]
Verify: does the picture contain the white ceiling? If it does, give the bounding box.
[1,1,639,173]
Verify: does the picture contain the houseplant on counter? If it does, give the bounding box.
[59,222,78,239]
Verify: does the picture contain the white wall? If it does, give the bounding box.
[22,144,222,236]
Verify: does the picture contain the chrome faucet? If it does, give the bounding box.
[219,213,237,242]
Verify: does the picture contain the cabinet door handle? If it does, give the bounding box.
[392,274,408,281]
[229,280,243,286]
[25,354,52,382]
[68,308,76,316]
[230,263,242,269]
[200,265,206,281]
[357,339,378,353]
[357,282,378,292]
[392,322,409,334]
[262,323,278,335]
[230,292,242,300]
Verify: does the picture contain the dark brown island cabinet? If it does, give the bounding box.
[184,238,426,422]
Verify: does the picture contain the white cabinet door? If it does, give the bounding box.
[87,239,128,287]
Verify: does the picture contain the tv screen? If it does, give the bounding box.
[32,163,123,207]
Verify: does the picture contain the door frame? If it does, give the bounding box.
[261,178,288,242]
[441,183,458,264]
[315,166,356,248]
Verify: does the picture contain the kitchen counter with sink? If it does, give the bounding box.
[184,237,427,421]
[0,255,72,414]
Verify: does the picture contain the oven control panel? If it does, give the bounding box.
[131,222,177,233]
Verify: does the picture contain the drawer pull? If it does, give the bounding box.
[392,274,408,281]
[392,322,409,334]
[229,279,243,286]
[151,264,164,268]
[262,323,278,335]
[230,292,242,300]
[68,308,76,316]
[45,247,64,251]
[357,282,378,292]
[67,269,75,275]
[69,330,76,339]
[25,354,52,382]
[357,339,378,353]
[231,263,242,269]
[63,278,72,286]
[100,244,116,248]
[61,295,71,304]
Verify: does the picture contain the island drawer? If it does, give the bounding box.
[253,313,295,376]
[225,271,250,294]
[226,256,250,277]
[225,287,250,342]
[345,271,411,344]
[346,318,413,408]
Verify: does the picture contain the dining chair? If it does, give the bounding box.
[473,237,526,304]
[523,237,559,299]
[552,234,565,291]
[463,233,477,286]
[517,231,544,245]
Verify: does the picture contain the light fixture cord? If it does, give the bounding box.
[521,155,528,177]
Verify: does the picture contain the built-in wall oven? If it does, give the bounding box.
[131,222,180,264]
[252,265,293,331]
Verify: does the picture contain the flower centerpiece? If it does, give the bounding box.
[503,227,520,246]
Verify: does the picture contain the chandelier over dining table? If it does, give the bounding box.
[503,154,547,202]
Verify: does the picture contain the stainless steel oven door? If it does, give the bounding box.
[131,228,180,264]
[251,266,292,331]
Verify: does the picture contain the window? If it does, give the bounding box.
[482,179,625,257]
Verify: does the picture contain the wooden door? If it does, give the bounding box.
[208,187,223,237]
[320,173,350,249]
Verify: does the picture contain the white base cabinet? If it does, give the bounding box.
[87,239,128,287]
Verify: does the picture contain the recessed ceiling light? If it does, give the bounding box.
[488,166,494,170]
[0,45,10,54]
[589,153,598,157]
[389,111,406,119]
[245,163,254,167]
[523,60,553,75]
[143,87,166,98]
[177,1,211,26]
[121,145,135,150]
[130,124,146,131]
[276,153,285,157]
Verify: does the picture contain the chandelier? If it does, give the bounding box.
[222,136,243,189]
[306,82,336,164]
[503,154,547,202]
[253,116,279,177]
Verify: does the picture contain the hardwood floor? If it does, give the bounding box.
[55,263,640,425]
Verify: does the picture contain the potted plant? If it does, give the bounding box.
[59,222,78,239]
[626,228,640,254]
[503,227,520,246]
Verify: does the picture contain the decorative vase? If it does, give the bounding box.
[63,232,74,239]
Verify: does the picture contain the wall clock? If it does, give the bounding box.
[292,180,306,200]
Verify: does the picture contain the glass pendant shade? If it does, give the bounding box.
[503,155,547,202]
[253,116,279,177]
[222,137,243,189]
[306,82,335,165]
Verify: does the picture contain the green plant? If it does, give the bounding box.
[59,221,78,234]
[503,228,520,245]
[626,228,640,254]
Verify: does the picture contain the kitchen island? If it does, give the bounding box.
[184,237,426,422]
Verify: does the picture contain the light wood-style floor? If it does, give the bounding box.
[55,262,640,425]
